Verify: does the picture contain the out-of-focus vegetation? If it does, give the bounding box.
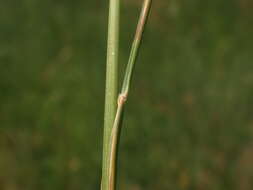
[0,0,253,189]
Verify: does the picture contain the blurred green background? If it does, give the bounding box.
[1,0,253,189]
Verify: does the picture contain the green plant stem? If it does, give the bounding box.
[102,0,120,189]
[121,0,152,95]
[106,0,152,190]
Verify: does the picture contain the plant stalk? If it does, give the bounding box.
[105,0,152,190]
[102,0,120,189]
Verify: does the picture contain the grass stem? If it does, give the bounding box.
[102,0,120,189]
[104,0,152,189]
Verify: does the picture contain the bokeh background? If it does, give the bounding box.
[1,0,253,189]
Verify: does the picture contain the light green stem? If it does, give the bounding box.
[106,0,152,190]
[102,0,120,189]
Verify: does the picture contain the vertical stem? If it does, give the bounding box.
[104,0,152,190]
[102,0,120,189]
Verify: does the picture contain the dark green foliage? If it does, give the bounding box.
[0,0,253,189]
